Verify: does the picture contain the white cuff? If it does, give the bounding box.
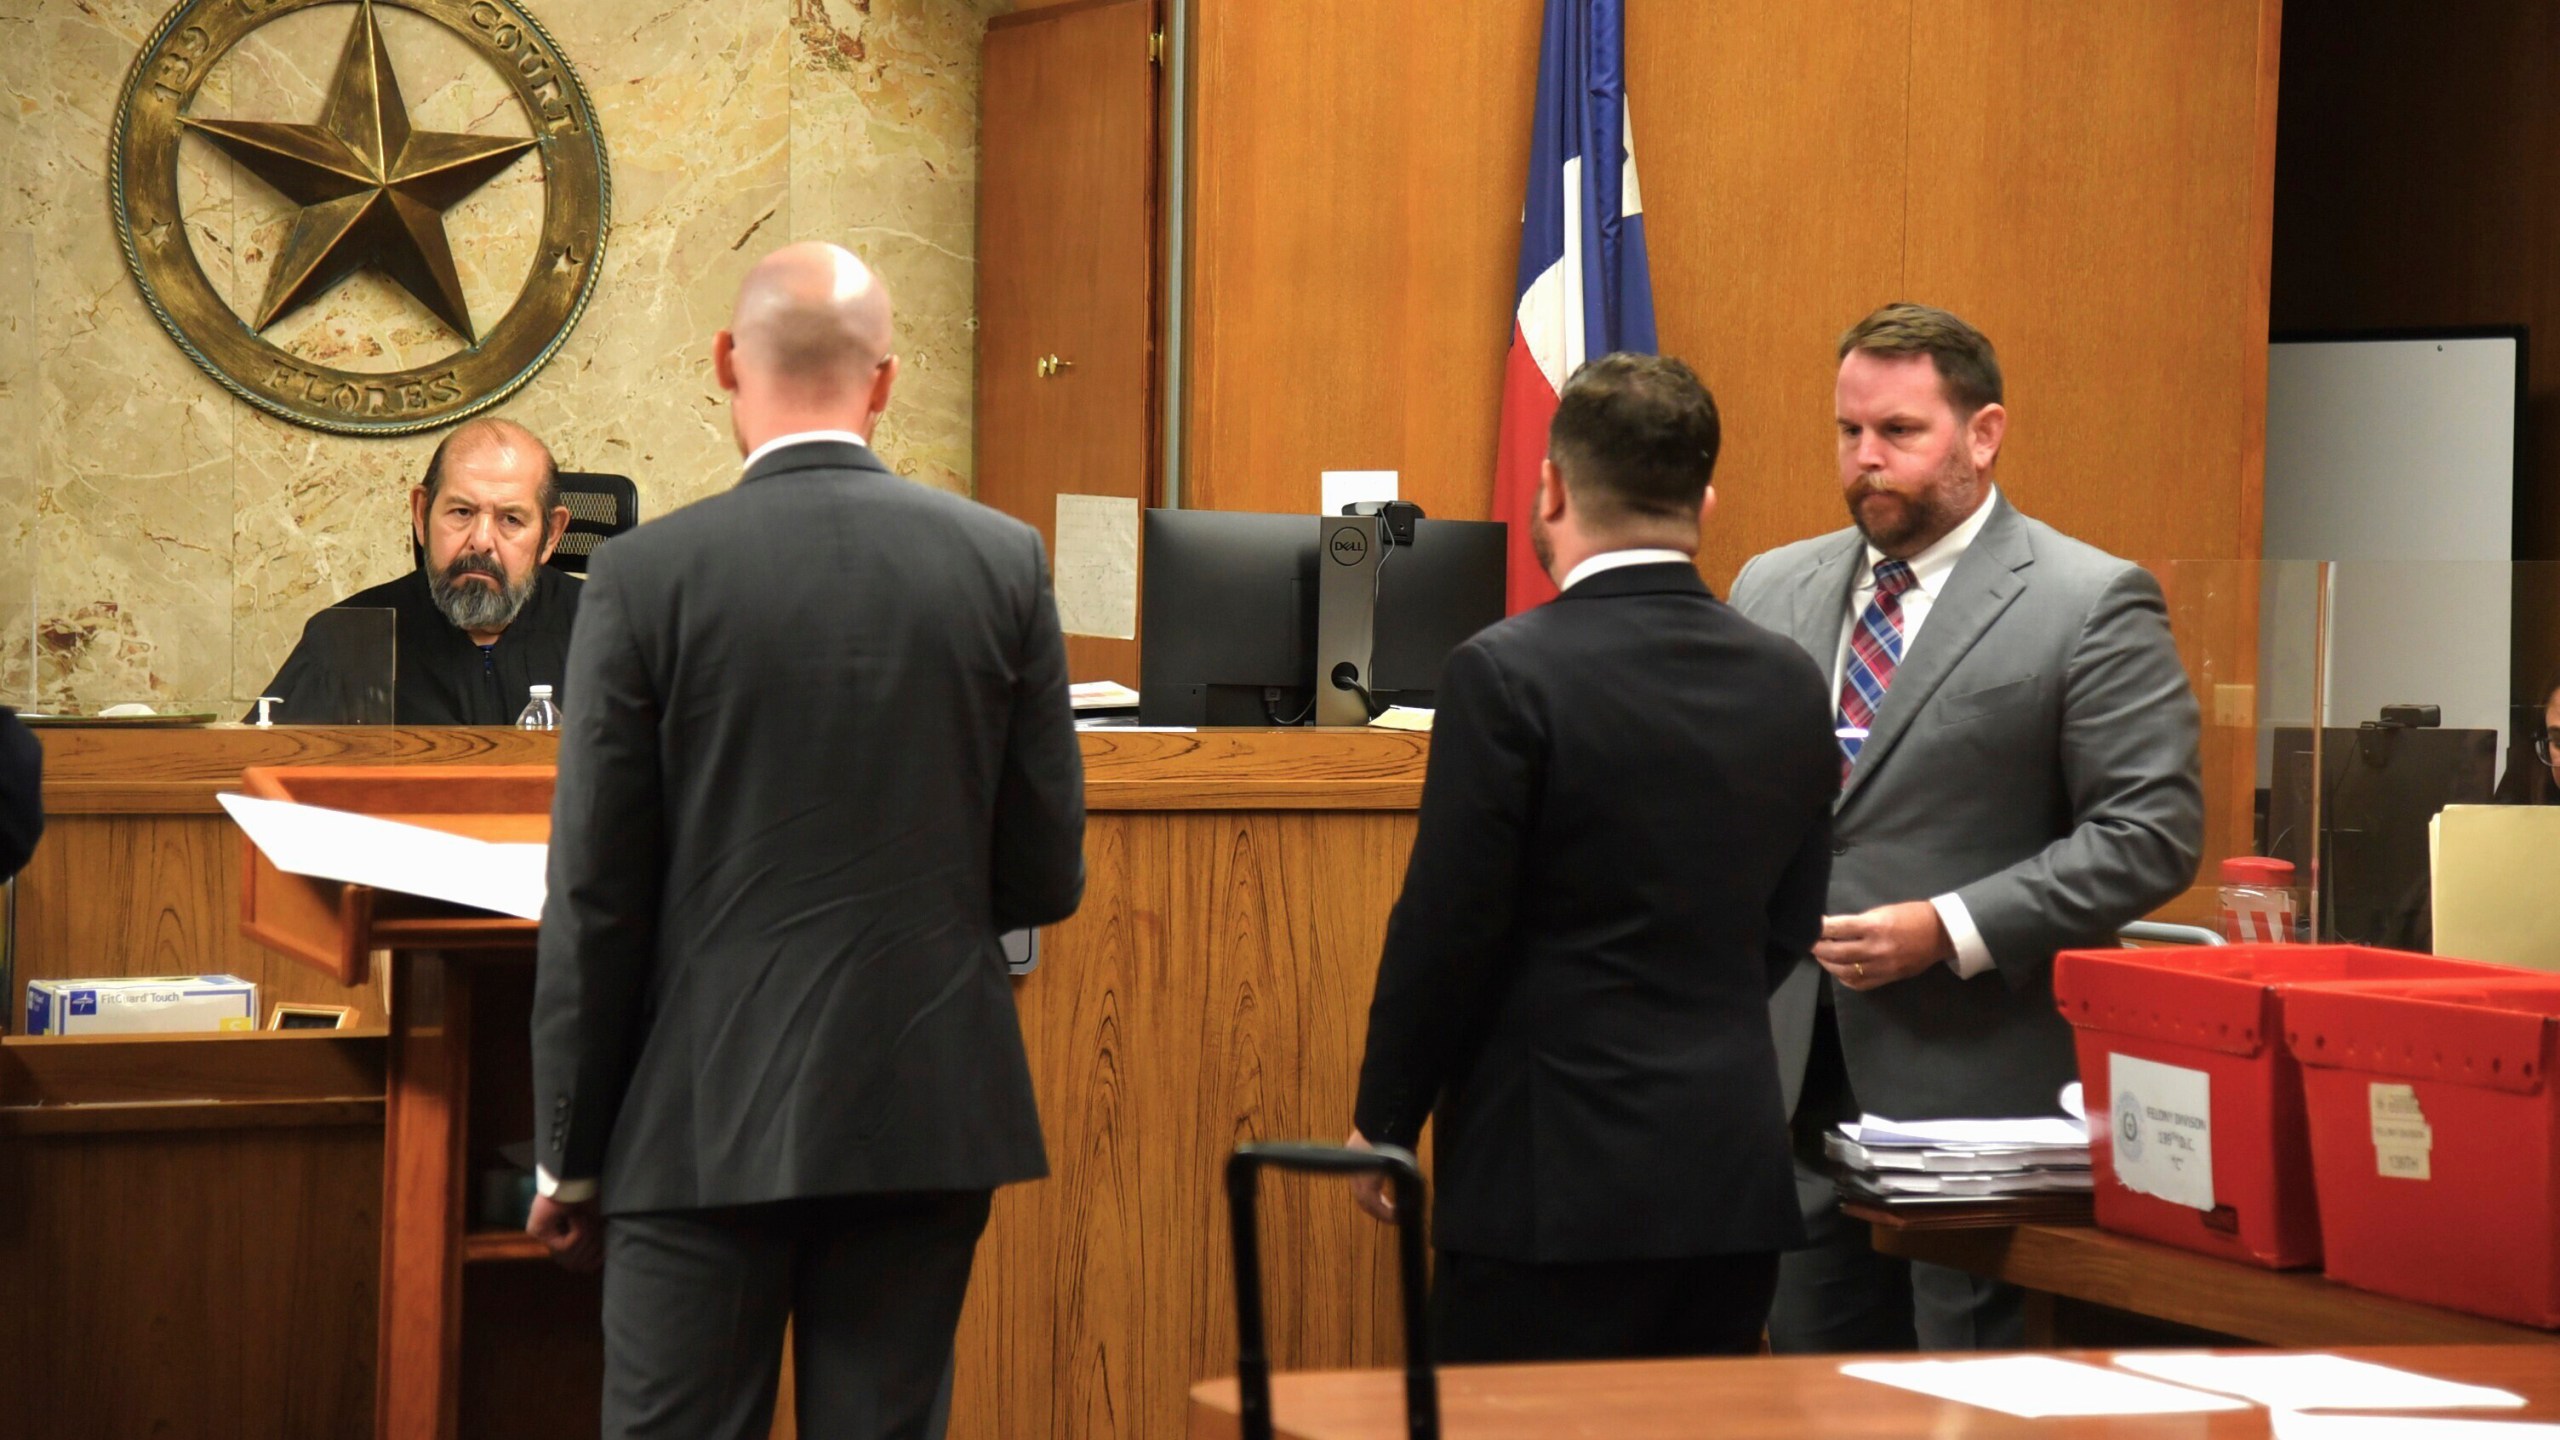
[535,1166,597,1204]
[1932,893,1995,979]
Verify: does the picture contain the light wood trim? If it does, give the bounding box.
[38,726,561,814]
[0,1029,384,1106]
[38,727,1429,814]
[0,1096,385,1135]
[1187,1345,2560,1439]
[1872,1221,2555,1347]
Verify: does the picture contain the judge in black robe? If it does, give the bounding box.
[255,418,581,725]
[260,565,582,725]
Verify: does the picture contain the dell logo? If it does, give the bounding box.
[1328,527,1370,565]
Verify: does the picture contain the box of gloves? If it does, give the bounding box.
[25,975,259,1035]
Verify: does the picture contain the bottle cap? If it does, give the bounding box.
[529,685,553,697]
[2218,855,2295,884]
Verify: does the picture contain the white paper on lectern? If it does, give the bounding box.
[1839,1357,2249,1418]
[2116,1354,2526,1412]
[218,792,548,921]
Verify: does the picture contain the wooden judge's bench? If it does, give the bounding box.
[4,723,1424,1440]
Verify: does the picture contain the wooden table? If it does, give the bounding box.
[1871,1221,2558,1347]
[1189,1345,2560,1438]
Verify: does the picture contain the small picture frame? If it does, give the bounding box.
[269,1002,356,1031]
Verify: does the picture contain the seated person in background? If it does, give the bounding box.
[0,705,41,879]
[258,418,579,724]
[2493,670,2560,805]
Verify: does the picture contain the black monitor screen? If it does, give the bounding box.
[1138,511,1509,726]
[1370,519,1506,702]
[1140,511,1317,725]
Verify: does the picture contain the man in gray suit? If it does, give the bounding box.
[527,242,1086,1438]
[1730,303,2203,1351]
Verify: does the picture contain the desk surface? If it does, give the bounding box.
[1872,1222,2557,1347]
[1188,1345,2560,1439]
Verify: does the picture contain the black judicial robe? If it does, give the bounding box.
[257,566,582,725]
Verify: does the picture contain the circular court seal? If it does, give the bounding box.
[110,0,610,435]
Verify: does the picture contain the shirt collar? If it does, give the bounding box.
[741,429,871,475]
[1560,547,1693,592]
[1860,484,1999,591]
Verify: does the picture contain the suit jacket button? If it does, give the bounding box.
[1832,841,1850,857]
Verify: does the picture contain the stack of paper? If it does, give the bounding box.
[1828,1093,2090,1202]
[1068,680,1141,712]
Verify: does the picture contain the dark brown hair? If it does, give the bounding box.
[1546,352,1722,527]
[1838,303,2004,418]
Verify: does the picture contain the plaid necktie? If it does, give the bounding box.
[1838,558,1918,777]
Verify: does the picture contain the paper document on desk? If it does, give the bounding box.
[1069,680,1141,712]
[1840,1357,2248,1417]
[219,793,548,921]
[1825,1133,2089,1173]
[2431,804,2560,971]
[1844,1113,2088,1147]
[2114,1353,2525,1411]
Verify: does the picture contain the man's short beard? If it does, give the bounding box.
[429,551,535,633]
[1849,446,1978,555]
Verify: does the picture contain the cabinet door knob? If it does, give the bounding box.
[1036,354,1075,379]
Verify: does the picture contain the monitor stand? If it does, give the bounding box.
[1314,514,1382,727]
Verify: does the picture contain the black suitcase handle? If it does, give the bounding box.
[1225,1141,1438,1440]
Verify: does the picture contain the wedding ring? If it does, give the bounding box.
[1853,962,1866,981]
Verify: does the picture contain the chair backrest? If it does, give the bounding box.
[407,470,641,577]
[547,472,640,576]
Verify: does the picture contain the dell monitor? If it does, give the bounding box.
[1139,510,1506,726]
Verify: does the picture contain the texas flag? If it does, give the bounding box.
[1491,0,1657,613]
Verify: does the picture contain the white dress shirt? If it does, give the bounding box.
[741,428,872,472]
[536,429,880,1207]
[1828,486,2003,979]
[1559,547,1692,591]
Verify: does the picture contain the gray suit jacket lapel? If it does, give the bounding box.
[1838,496,2032,807]
[1784,531,1867,672]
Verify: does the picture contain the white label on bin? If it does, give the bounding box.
[2109,1053,2215,1211]
[2370,1083,2433,1181]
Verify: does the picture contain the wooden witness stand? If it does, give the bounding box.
[234,764,587,1440]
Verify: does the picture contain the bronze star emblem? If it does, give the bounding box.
[183,0,536,341]
[114,0,608,435]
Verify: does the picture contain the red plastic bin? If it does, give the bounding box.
[2052,944,2516,1269]
[2282,975,2560,1328]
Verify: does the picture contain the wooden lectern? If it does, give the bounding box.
[236,764,598,1440]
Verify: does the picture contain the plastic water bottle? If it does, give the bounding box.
[516,684,560,732]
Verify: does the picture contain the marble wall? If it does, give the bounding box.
[0,0,1006,713]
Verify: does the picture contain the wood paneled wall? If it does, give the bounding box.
[952,731,1429,1440]
[1184,0,2280,585]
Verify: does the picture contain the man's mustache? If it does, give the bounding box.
[443,551,506,585]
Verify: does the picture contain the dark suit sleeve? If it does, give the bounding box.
[990,530,1086,932]
[0,708,42,880]
[1765,801,1831,995]
[530,551,665,1188]
[1353,639,1541,1150]
[1954,565,2205,980]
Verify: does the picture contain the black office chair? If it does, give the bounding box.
[547,472,639,576]
[409,470,639,576]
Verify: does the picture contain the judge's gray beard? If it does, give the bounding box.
[429,552,534,633]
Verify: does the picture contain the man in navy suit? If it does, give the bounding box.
[1349,353,1839,1363]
